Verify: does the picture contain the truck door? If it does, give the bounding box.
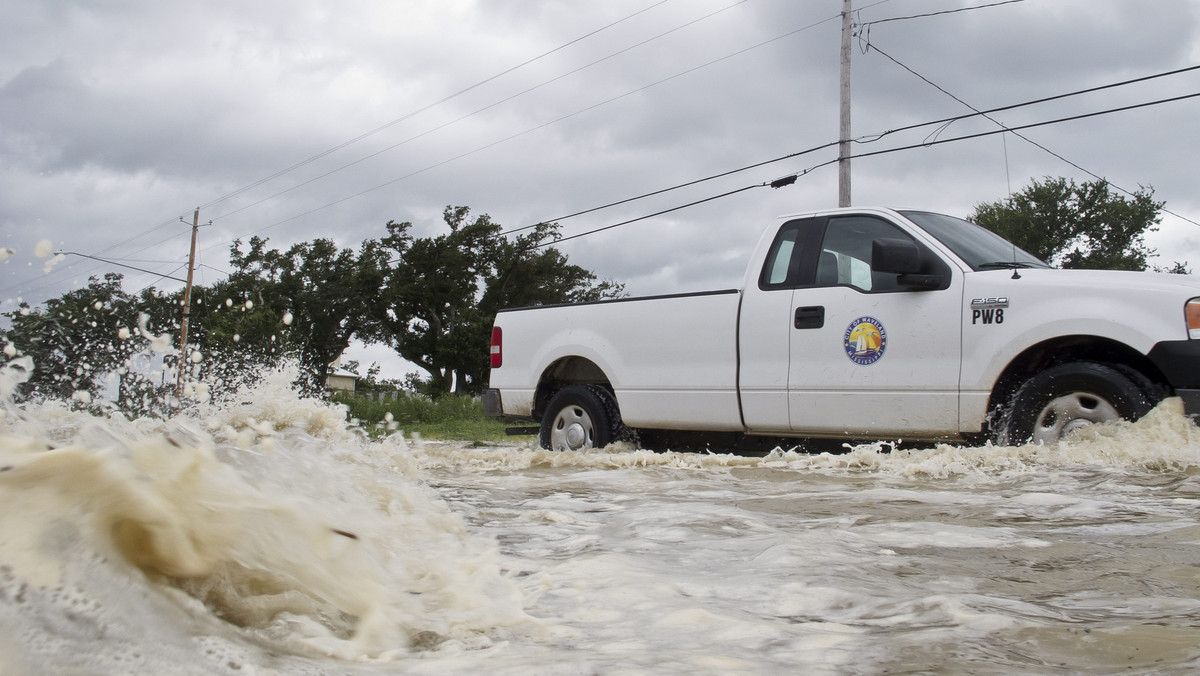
[738,217,823,433]
[786,214,963,438]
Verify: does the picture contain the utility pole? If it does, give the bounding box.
[838,0,852,207]
[176,208,199,398]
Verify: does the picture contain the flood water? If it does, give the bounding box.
[4,366,1200,674]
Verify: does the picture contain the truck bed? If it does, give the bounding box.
[491,289,745,431]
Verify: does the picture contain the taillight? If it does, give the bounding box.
[1188,298,1200,340]
[490,326,502,368]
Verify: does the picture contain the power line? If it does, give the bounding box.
[540,173,805,247]
[208,0,752,225]
[97,257,184,265]
[16,90,1198,299]
[862,39,1200,227]
[1,209,215,299]
[503,140,841,236]
[138,265,190,295]
[57,252,189,284]
[504,64,1200,235]
[2,2,682,300]
[23,3,881,283]
[197,0,677,214]
[13,4,1198,302]
[198,10,846,256]
[860,0,1025,28]
[0,217,191,296]
[855,0,1200,226]
[15,66,1199,298]
[834,92,1200,170]
[543,90,1200,246]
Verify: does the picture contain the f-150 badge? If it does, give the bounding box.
[844,316,887,365]
[971,297,1009,325]
[970,297,1009,309]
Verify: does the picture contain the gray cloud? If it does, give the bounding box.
[3,0,1198,368]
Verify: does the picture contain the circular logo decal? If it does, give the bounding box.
[843,316,887,365]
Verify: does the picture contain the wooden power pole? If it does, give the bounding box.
[838,0,852,207]
[176,208,199,398]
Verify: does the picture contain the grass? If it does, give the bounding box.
[331,390,536,444]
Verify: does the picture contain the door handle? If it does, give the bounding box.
[795,306,825,329]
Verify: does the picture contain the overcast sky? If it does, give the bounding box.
[2,0,1199,378]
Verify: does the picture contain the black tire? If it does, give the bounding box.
[539,385,624,451]
[995,361,1158,446]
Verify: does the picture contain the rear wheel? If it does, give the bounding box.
[995,362,1158,445]
[540,385,623,451]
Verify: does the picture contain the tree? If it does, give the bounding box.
[1153,260,1192,275]
[366,208,492,396]
[2,273,176,409]
[220,236,389,394]
[970,177,1168,271]
[366,206,622,397]
[479,220,625,311]
[466,220,623,388]
[182,275,296,396]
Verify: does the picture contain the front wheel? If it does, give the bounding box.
[540,385,623,451]
[995,362,1158,445]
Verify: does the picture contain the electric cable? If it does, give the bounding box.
[208,0,752,224]
[12,0,1058,281]
[196,10,845,256]
[505,64,1200,235]
[55,252,189,284]
[855,0,1196,230]
[860,0,1025,27]
[502,140,841,235]
[540,90,1200,247]
[10,16,1199,300]
[10,87,1196,301]
[545,182,771,246]
[12,73,1198,300]
[863,39,1200,227]
[197,0,678,213]
[2,1,683,299]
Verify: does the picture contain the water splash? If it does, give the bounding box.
[4,343,1200,673]
[0,360,533,672]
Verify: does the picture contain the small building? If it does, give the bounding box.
[326,366,359,392]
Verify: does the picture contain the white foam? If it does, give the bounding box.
[5,344,1200,673]
[0,364,535,671]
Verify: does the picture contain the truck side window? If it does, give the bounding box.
[764,229,798,286]
[816,216,917,292]
[760,219,812,289]
[760,218,824,289]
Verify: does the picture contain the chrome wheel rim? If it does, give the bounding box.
[549,404,595,451]
[1030,392,1121,444]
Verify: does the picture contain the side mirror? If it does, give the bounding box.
[872,238,951,291]
[872,238,921,274]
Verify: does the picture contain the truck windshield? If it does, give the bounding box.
[900,210,1050,271]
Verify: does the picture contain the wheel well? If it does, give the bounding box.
[533,356,613,420]
[987,336,1169,429]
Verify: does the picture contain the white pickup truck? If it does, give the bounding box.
[483,207,1200,451]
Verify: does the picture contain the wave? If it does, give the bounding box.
[0,360,532,671]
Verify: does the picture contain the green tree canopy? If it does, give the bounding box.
[970,177,1165,271]
[3,205,621,406]
[2,273,176,409]
[218,235,389,394]
[183,274,297,395]
[365,206,623,397]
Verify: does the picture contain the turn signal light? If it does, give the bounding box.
[1188,299,1200,340]
[490,327,502,368]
